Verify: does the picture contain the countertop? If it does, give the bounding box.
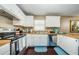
[0,39,11,46]
[26,32,57,35]
[0,34,25,46]
[64,33,79,39]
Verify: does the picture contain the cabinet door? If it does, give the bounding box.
[13,19,20,25]
[0,43,10,55]
[46,16,60,27]
[33,35,40,46]
[25,36,27,48]
[34,35,48,46]
[27,35,34,47]
[40,35,48,46]
[22,37,26,48]
[3,51,10,55]
[19,38,23,51]
[20,16,34,27]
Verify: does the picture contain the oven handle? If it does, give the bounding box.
[12,40,19,43]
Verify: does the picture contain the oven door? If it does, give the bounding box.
[10,41,16,55]
[10,40,19,55]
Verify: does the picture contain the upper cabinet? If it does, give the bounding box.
[13,18,21,26]
[21,16,34,27]
[13,16,34,27]
[46,16,60,27]
[0,4,26,20]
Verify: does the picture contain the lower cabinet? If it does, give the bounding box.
[57,35,79,55]
[26,34,49,47]
[22,36,26,48]
[26,35,34,47]
[0,43,10,55]
[19,36,26,52]
[19,38,23,52]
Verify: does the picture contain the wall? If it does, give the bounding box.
[60,16,79,33]
[34,16,45,20]
[0,16,13,27]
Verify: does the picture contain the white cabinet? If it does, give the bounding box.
[0,43,10,55]
[0,4,26,20]
[19,36,26,52]
[22,36,26,48]
[13,18,24,26]
[13,16,34,27]
[25,36,28,48]
[19,38,23,52]
[13,18,21,26]
[36,35,48,46]
[26,35,34,47]
[46,16,60,27]
[57,35,79,55]
[26,34,48,47]
[22,16,34,27]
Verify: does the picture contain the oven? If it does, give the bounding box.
[10,39,19,55]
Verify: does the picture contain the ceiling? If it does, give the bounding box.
[18,4,79,16]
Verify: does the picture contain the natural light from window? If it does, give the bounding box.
[34,20,45,31]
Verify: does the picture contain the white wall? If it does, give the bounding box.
[0,16,13,27]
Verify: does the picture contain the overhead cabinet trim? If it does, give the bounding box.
[0,4,26,20]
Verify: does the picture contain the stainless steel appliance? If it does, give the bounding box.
[10,39,19,55]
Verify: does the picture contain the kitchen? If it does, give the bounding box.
[0,4,79,55]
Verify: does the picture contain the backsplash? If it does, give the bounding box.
[46,27,60,33]
[52,27,60,33]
